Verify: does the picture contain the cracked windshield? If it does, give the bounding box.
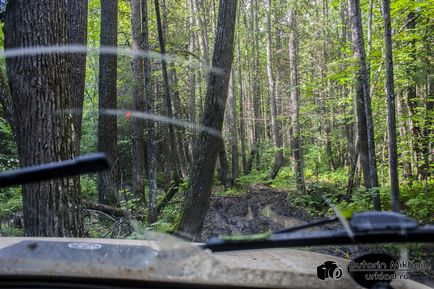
[0,0,433,288]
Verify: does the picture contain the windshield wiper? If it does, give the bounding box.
[202,212,434,252]
[0,153,109,188]
[272,215,339,234]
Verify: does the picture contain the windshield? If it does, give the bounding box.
[0,0,433,288]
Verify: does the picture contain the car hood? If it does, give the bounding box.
[0,236,429,289]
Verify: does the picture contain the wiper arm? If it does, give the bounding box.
[0,153,109,187]
[203,212,434,252]
[272,216,339,234]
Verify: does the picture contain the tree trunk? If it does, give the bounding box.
[397,96,413,179]
[154,0,181,182]
[130,0,146,200]
[288,8,306,194]
[382,0,400,212]
[188,0,197,147]
[265,0,284,181]
[367,0,373,75]
[405,12,425,181]
[5,0,84,236]
[169,67,188,179]
[228,70,240,180]
[142,0,158,224]
[67,0,88,154]
[218,145,232,189]
[98,0,119,206]
[192,0,211,66]
[237,33,248,174]
[177,0,237,240]
[349,0,380,209]
[247,0,261,173]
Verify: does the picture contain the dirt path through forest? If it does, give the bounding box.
[202,185,311,240]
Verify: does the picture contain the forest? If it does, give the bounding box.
[0,0,432,240]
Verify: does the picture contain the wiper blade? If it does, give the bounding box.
[203,212,434,252]
[0,153,109,187]
[272,216,339,234]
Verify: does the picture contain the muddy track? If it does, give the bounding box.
[202,185,319,241]
[202,186,434,286]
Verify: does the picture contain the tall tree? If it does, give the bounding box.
[288,7,306,193]
[66,0,88,153]
[142,0,158,224]
[265,0,284,180]
[237,32,248,174]
[177,0,238,240]
[405,11,425,181]
[4,0,84,236]
[154,0,182,182]
[246,0,262,173]
[98,0,119,206]
[349,0,380,210]
[130,0,146,199]
[228,70,240,180]
[382,0,400,212]
[188,0,198,147]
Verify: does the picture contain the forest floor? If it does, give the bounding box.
[202,185,434,287]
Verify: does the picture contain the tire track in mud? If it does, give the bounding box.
[202,186,312,241]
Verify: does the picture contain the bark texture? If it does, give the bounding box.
[4,0,84,236]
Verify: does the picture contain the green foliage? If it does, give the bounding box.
[336,181,434,223]
[80,175,97,200]
[0,225,23,237]
[337,186,376,214]
[0,187,22,220]
[150,194,181,233]
[399,181,434,223]
[270,167,295,190]
[0,117,18,171]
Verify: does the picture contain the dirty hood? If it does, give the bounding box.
[0,236,429,289]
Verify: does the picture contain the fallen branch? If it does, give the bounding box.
[83,201,130,218]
